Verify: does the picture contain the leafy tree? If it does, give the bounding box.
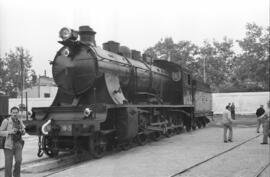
[144,38,200,74]
[198,39,234,92]
[234,23,269,91]
[2,47,34,97]
[0,57,8,92]
[143,22,269,93]
[145,37,176,61]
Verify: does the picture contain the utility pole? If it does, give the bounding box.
[20,57,24,108]
[203,57,206,83]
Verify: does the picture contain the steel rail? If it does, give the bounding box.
[253,161,270,177]
[170,134,261,177]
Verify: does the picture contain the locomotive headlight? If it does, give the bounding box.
[59,27,72,40]
[84,107,93,118]
[59,27,78,41]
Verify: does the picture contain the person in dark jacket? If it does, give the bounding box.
[260,102,269,144]
[231,103,235,120]
[256,105,265,133]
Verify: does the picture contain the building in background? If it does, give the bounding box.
[22,74,57,98]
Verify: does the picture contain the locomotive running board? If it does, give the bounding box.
[146,125,182,132]
[107,104,194,108]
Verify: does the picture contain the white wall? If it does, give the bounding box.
[9,98,54,112]
[212,92,269,115]
[9,92,269,115]
[23,86,57,98]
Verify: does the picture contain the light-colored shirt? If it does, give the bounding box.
[260,111,270,123]
[222,109,233,125]
[0,117,25,149]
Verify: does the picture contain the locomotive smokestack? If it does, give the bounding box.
[131,50,141,60]
[103,41,120,54]
[79,26,96,46]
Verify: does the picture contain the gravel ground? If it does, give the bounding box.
[174,135,269,177]
[42,126,266,177]
[1,116,268,177]
[260,164,270,177]
[0,135,43,170]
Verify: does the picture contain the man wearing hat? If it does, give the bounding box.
[256,105,265,133]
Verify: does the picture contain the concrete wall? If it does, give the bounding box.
[9,98,54,113]
[23,86,58,98]
[212,92,269,115]
[8,91,269,115]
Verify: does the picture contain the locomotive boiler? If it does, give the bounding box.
[25,26,211,158]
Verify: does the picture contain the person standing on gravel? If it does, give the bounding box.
[260,101,270,145]
[0,106,25,177]
[256,105,265,133]
[222,105,233,143]
[231,103,236,120]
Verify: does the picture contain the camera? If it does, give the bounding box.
[13,129,23,142]
[15,129,23,135]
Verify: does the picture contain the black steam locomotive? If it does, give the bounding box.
[25,26,212,158]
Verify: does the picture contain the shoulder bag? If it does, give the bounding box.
[0,118,7,149]
[0,136,5,149]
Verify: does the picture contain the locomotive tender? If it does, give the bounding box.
[25,26,212,158]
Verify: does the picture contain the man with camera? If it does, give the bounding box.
[0,106,25,177]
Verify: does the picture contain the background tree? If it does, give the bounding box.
[234,23,269,91]
[2,47,34,97]
[144,22,269,92]
[0,57,8,92]
[201,37,235,92]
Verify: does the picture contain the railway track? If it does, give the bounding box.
[1,129,265,177]
[171,134,262,177]
[254,161,270,177]
[0,157,48,172]
[0,152,73,174]
[16,132,184,176]
[0,128,183,176]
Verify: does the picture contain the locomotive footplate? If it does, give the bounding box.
[107,104,194,109]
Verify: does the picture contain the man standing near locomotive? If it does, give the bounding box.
[260,101,270,145]
[256,105,265,133]
[0,106,25,177]
[231,103,236,120]
[222,105,233,143]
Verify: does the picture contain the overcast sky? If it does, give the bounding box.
[0,0,269,77]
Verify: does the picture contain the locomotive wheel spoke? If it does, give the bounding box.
[165,129,173,137]
[197,121,202,128]
[90,133,107,159]
[174,128,179,134]
[137,133,147,146]
[151,132,161,141]
[202,119,206,127]
[42,136,59,158]
[121,141,132,151]
[177,127,183,134]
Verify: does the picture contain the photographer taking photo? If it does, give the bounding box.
[0,106,25,177]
